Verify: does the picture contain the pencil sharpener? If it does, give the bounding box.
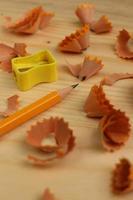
[11,50,58,91]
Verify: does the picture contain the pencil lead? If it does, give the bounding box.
[71,83,79,88]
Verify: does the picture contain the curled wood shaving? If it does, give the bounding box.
[75,3,95,25]
[66,55,103,81]
[43,188,57,200]
[112,158,133,193]
[14,43,28,57]
[39,11,54,30]
[75,3,112,34]
[84,81,131,152]
[101,73,133,86]
[26,117,75,166]
[0,43,16,73]
[90,15,112,34]
[0,95,19,117]
[84,84,114,117]
[4,6,54,34]
[99,110,130,151]
[59,25,89,53]
[0,43,28,72]
[115,29,133,59]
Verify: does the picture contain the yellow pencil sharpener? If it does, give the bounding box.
[11,50,58,91]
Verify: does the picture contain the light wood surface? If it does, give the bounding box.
[0,0,133,199]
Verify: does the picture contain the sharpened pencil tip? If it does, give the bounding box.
[71,83,79,88]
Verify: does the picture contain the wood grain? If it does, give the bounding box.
[0,0,133,199]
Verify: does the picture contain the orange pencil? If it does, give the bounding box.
[0,84,79,136]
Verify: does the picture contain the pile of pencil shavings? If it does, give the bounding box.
[0,2,133,200]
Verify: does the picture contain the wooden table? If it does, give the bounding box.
[0,0,133,199]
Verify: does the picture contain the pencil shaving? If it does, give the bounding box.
[5,6,54,34]
[84,84,114,117]
[43,188,57,200]
[115,29,133,59]
[0,44,16,73]
[0,43,28,72]
[66,61,81,77]
[75,3,112,34]
[112,158,133,193]
[39,11,54,30]
[99,110,130,151]
[59,25,89,53]
[66,55,103,81]
[59,38,82,53]
[90,15,112,34]
[79,55,103,80]
[101,73,133,86]
[75,25,90,49]
[14,43,28,57]
[75,3,95,25]
[26,117,75,166]
[0,95,19,117]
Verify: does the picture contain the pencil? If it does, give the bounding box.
[0,83,79,136]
